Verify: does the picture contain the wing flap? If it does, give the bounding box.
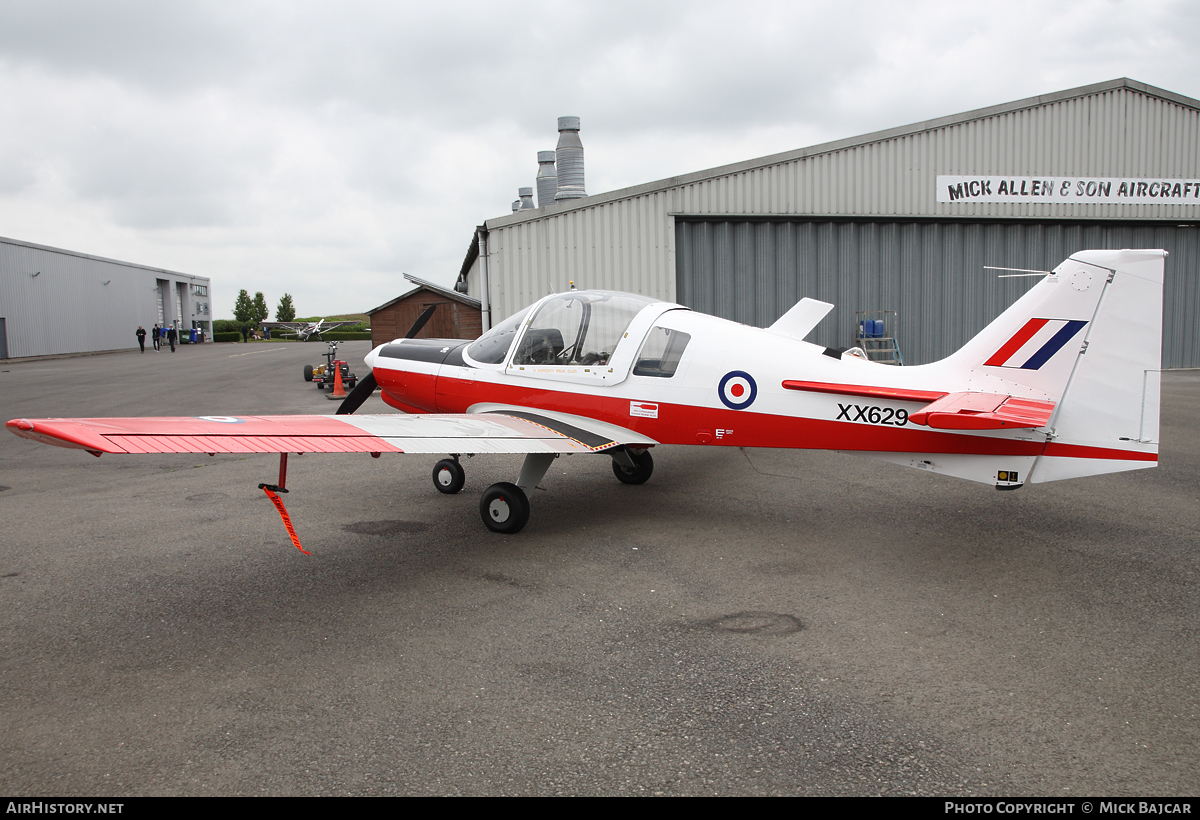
[465,404,660,451]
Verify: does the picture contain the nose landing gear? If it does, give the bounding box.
[432,457,466,494]
[611,447,654,485]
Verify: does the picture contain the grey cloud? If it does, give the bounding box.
[0,0,1197,318]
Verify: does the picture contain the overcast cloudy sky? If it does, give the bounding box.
[1,0,1197,318]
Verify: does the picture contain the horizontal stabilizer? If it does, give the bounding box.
[909,393,1055,430]
[767,298,835,341]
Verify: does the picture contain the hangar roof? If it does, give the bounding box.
[1,234,207,280]
[485,78,1200,230]
[366,273,481,316]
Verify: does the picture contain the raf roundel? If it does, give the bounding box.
[718,371,757,410]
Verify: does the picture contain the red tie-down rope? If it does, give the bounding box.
[260,485,310,554]
[259,453,310,554]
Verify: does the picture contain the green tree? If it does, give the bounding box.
[276,293,296,322]
[252,292,270,324]
[233,289,255,324]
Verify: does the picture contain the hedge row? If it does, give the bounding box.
[214,332,241,343]
[317,331,373,341]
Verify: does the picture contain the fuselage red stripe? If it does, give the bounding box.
[1042,442,1157,462]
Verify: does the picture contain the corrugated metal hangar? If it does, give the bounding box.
[461,78,1200,368]
[0,236,212,359]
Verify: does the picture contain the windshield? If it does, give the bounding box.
[465,307,530,365]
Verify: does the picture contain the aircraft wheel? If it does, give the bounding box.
[432,459,465,494]
[303,364,314,382]
[612,448,654,485]
[479,482,530,534]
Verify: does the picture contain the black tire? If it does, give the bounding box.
[479,482,530,534]
[303,364,314,382]
[316,381,325,390]
[347,378,356,389]
[612,448,654,485]
[432,459,465,495]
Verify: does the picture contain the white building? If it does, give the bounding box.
[0,236,212,359]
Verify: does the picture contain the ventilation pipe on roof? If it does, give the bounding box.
[477,228,491,332]
[553,116,586,201]
[536,150,557,207]
[517,187,536,210]
[511,199,521,213]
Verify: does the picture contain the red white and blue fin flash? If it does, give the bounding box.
[984,319,1088,370]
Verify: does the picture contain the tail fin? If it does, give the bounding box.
[1027,250,1163,482]
[936,249,1164,482]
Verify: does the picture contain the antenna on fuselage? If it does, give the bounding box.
[983,265,1053,278]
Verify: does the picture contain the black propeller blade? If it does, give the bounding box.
[406,304,437,338]
[336,371,377,415]
[336,305,437,415]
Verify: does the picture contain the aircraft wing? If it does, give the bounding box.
[6,412,656,456]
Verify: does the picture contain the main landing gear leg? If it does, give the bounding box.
[479,453,556,534]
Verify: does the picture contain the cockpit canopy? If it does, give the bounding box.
[466,291,660,368]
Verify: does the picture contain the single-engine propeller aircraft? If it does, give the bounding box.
[268,317,362,341]
[8,250,1164,543]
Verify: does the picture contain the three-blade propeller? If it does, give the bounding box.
[336,304,438,415]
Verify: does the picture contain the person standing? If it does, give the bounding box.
[136,325,146,353]
[152,324,161,351]
[167,325,177,352]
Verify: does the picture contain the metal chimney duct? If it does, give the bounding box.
[517,187,536,210]
[553,116,586,201]
[511,198,521,213]
[535,150,557,208]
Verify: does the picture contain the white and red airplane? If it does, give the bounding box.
[7,249,1164,542]
[268,317,361,341]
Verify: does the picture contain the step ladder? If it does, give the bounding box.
[853,310,904,365]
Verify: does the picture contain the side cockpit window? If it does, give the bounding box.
[633,327,691,377]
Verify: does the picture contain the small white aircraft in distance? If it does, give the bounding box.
[267,317,362,341]
[8,250,1164,544]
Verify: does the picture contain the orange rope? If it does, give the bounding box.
[261,486,310,554]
